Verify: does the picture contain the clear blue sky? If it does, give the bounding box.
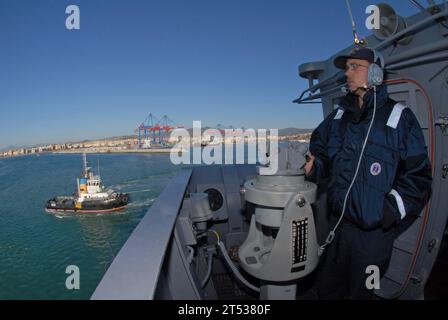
[0,0,419,149]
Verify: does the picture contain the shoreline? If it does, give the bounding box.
[0,148,185,159]
[1,139,311,159]
[52,148,178,154]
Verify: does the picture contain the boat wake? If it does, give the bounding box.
[127,188,152,194]
[127,198,156,208]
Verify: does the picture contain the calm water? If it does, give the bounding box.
[0,153,181,299]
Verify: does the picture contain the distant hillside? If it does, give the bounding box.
[185,127,312,136]
[0,145,18,152]
[278,128,313,136]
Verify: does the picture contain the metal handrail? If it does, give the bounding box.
[91,169,192,300]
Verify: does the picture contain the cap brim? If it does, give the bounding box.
[334,55,350,70]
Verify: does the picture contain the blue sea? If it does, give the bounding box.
[0,153,181,299]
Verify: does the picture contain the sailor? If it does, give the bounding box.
[304,47,432,299]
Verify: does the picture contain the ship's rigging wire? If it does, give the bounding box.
[410,0,448,29]
[409,0,426,11]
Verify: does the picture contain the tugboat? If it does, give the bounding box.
[46,153,129,214]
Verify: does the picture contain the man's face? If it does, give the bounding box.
[345,58,370,93]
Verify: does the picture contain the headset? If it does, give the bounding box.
[318,47,385,256]
[368,48,385,87]
[341,47,384,94]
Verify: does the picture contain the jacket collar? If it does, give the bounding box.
[338,85,389,122]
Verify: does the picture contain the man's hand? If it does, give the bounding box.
[304,152,315,177]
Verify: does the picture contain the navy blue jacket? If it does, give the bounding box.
[308,85,432,230]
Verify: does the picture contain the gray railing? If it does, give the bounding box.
[91,169,192,300]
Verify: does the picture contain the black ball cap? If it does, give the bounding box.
[334,47,375,70]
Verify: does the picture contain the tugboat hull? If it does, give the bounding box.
[46,193,129,214]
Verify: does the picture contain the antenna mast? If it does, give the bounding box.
[345,0,365,46]
[83,152,89,178]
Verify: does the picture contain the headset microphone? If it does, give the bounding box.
[341,85,368,95]
[356,86,368,92]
